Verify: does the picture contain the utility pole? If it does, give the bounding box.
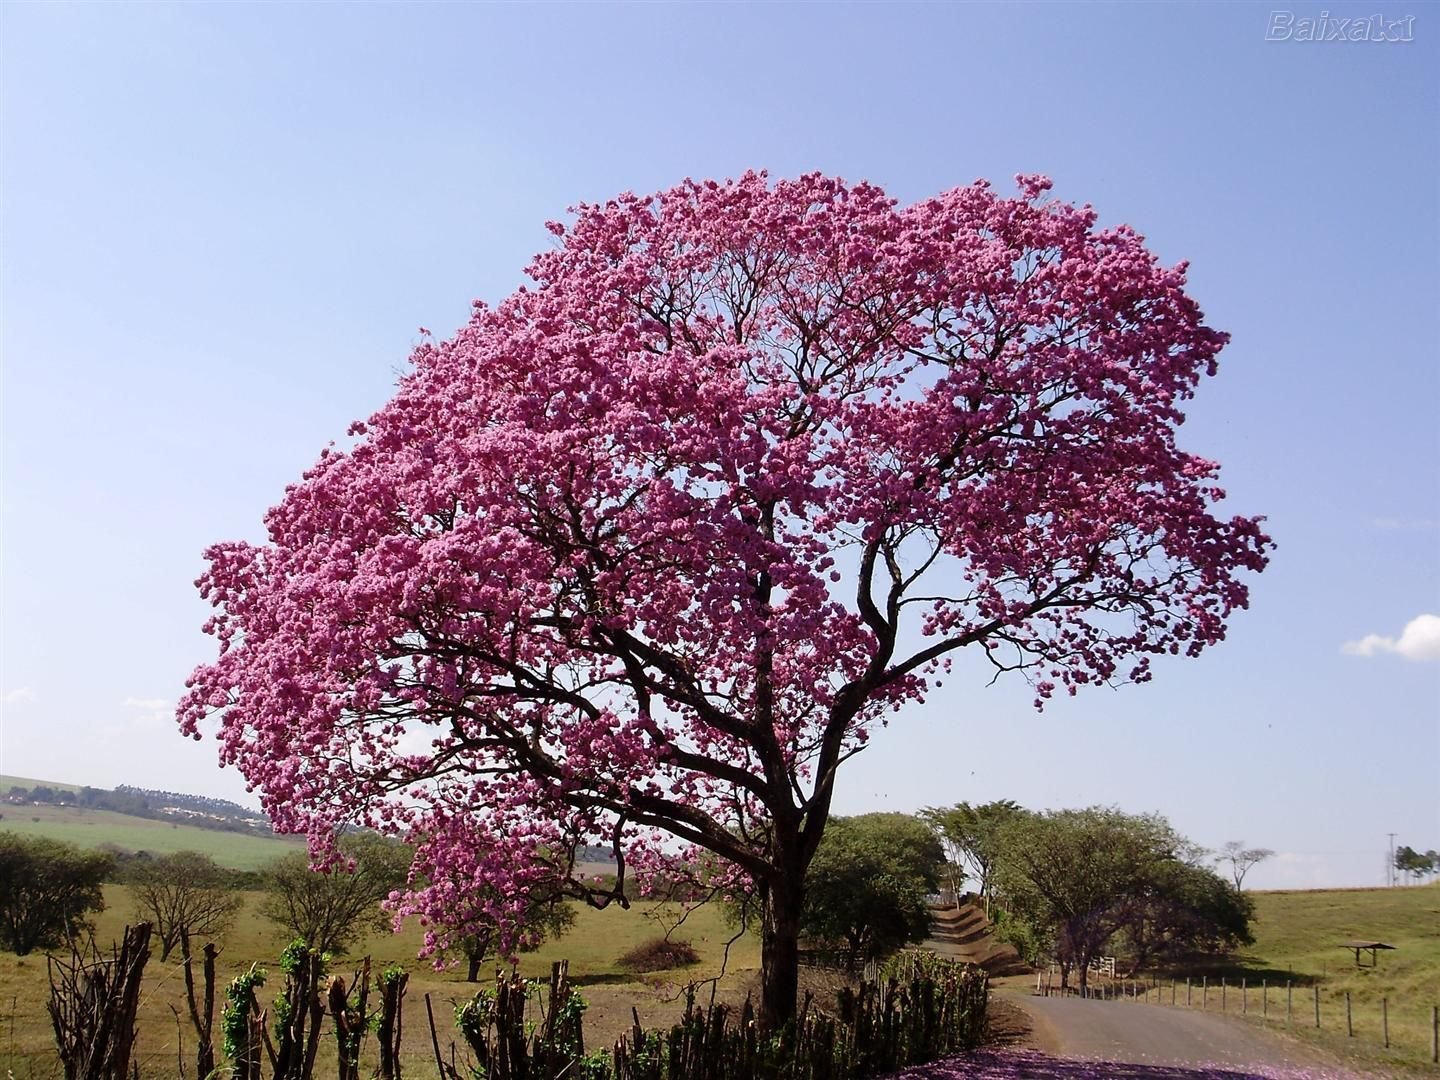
[1387,833,1397,887]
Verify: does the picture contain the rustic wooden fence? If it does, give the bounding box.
[42,924,987,1080]
[424,952,988,1080]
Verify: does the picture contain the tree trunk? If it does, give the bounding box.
[758,874,802,1032]
[467,954,481,983]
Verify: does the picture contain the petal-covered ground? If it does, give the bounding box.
[896,1048,1368,1079]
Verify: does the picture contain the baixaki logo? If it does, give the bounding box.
[1266,11,1416,42]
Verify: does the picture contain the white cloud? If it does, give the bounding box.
[121,697,170,710]
[120,696,174,729]
[1,687,35,705]
[1342,613,1440,662]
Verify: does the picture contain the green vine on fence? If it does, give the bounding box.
[221,963,266,1063]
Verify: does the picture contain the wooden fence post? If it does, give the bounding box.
[1203,976,1208,1010]
[1186,977,1191,1008]
[1222,977,1227,1013]
[1345,991,1352,1037]
[1314,985,1320,1029]
[1262,980,1267,1019]
[1431,1004,1438,1063]
[1242,978,1247,1015]
[1171,979,1176,1007]
[1287,981,1292,1024]
[1381,997,1388,1048]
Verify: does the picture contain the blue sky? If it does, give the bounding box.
[2,2,1435,890]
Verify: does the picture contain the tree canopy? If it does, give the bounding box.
[920,799,1021,906]
[1394,844,1437,883]
[991,807,1249,989]
[800,813,943,966]
[0,834,112,955]
[258,833,412,956]
[129,850,243,960]
[181,171,1271,1027]
[1214,841,1274,890]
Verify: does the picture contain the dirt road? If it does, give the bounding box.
[987,993,1371,1078]
[917,903,1373,1077]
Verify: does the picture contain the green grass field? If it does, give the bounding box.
[0,804,304,870]
[1238,885,1440,1073]
[0,887,760,1079]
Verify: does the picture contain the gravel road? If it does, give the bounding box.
[992,994,1373,1078]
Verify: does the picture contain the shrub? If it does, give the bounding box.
[617,937,700,973]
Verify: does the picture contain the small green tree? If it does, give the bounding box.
[130,850,243,960]
[920,800,1021,908]
[0,834,112,955]
[259,833,411,956]
[800,813,943,967]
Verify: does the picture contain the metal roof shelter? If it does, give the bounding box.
[1339,941,1396,967]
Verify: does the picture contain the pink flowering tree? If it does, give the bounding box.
[181,172,1270,1029]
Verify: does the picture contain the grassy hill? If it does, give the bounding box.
[0,773,82,793]
[0,803,303,870]
[1239,885,1440,1073]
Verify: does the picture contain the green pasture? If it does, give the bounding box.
[1240,885,1440,1073]
[0,804,304,870]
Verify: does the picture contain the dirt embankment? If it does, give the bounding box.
[923,900,1029,977]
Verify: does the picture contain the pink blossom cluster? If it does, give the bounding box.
[180,172,1270,959]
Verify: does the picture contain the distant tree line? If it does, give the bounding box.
[4,782,272,835]
[114,783,268,820]
[1394,844,1439,883]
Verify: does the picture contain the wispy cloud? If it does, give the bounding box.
[1,687,35,705]
[120,696,174,728]
[1372,516,1440,531]
[1342,613,1440,662]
